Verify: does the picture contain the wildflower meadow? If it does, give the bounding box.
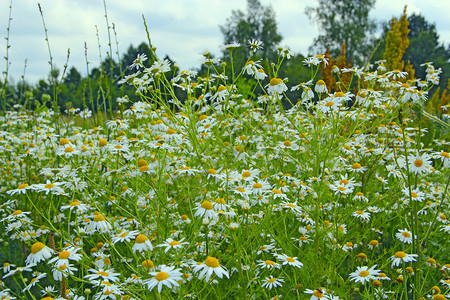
[1,6,450,300]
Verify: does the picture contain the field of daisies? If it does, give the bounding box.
[0,42,449,300]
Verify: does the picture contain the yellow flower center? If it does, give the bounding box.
[357,253,367,259]
[59,251,70,259]
[169,240,180,246]
[325,101,334,107]
[31,242,45,254]
[265,260,275,265]
[155,271,169,281]
[339,179,349,185]
[208,169,217,174]
[12,210,23,215]
[395,251,407,258]
[284,140,291,147]
[18,184,29,189]
[268,277,277,283]
[142,260,155,268]
[201,201,213,210]
[427,258,436,265]
[272,189,282,194]
[64,146,74,153]
[140,165,150,172]
[59,138,69,146]
[99,139,108,147]
[270,78,282,86]
[215,198,226,204]
[242,171,251,177]
[352,163,361,169]
[45,183,55,189]
[313,289,324,297]
[217,85,227,92]
[137,159,148,167]
[69,200,80,206]
[402,232,411,238]
[135,234,148,244]
[359,270,370,277]
[93,215,106,222]
[205,256,220,268]
[253,183,263,189]
[335,92,345,97]
[414,159,423,167]
[286,257,295,262]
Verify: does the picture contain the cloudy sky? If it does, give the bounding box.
[1,0,449,84]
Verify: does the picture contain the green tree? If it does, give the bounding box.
[372,13,450,91]
[64,67,82,87]
[404,13,450,90]
[219,0,282,60]
[305,0,377,65]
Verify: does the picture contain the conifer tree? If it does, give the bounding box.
[383,6,411,72]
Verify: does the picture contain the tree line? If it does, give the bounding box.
[0,0,449,114]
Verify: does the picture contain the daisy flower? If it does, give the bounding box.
[261,276,284,290]
[406,153,433,174]
[349,265,381,284]
[266,78,288,95]
[277,253,303,269]
[60,199,89,213]
[132,234,154,253]
[3,264,35,278]
[92,280,123,299]
[402,187,425,202]
[254,68,268,80]
[52,263,77,281]
[243,60,263,76]
[395,228,414,244]
[304,288,327,299]
[86,214,112,235]
[352,210,371,222]
[193,256,229,281]
[390,251,418,268]
[256,259,281,270]
[2,262,16,273]
[156,237,189,253]
[193,201,218,220]
[367,240,379,250]
[22,272,46,292]
[84,268,121,283]
[48,246,82,268]
[111,230,140,244]
[292,235,311,247]
[314,79,328,94]
[6,183,31,195]
[25,242,54,265]
[248,39,263,52]
[257,244,277,255]
[144,265,183,293]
